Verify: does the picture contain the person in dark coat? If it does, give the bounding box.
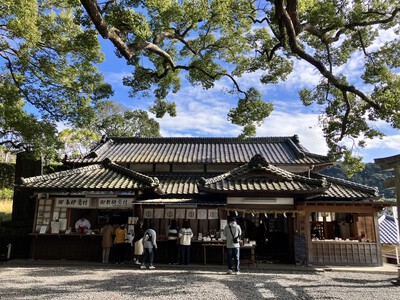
[133,219,144,264]
[167,219,179,264]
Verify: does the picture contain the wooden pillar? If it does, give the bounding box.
[395,166,400,245]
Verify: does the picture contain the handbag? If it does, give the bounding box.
[229,225,239,244]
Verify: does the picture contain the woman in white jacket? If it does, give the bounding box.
[179,220,193,265]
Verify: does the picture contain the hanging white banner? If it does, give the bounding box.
[197,209,207,220]
[143,208,154,219]
[154,208,164,218]
[176,209,186,219]
[186,208,196,219]
[165,208,175,219]
[208,209,218,220]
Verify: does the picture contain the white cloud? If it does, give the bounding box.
[157,85,241,137]
[364,134,400,151]
[103,71,131,87]
[256,110,328,155]
[155,83,329,155]
[283,59,321,88]
[368,27,399,52]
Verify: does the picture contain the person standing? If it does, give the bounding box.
[179,220,193,265]
[114,224,127,264]
[223,216,242,275]
[100,222,114,263]
[167,219,179,264]
[141,223,157,269]
[133,219,144,265]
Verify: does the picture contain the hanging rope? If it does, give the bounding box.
[220,208,298,214]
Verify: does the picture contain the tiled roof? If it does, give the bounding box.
[198,154,329,194]
[378,214,400,244]
[18,156,380,202]
[18,159,161,193]
[156,173,202,195]
[66,135,331,166]
[312,173,380,200]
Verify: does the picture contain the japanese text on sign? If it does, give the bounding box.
[98,198,131,208]
[55,198,90,208]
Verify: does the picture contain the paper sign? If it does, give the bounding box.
[197,209,207,219]
[154,208,164,218]
[208,209,218,220]
[175,209,186,219]
[165,208,175,219]
[143,208,154,219]
[39,226,47,234]
[186,209,196,219]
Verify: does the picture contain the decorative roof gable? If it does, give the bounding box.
[18,159,162,194]
[198,154,329,194]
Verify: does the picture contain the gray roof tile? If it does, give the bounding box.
[66,136,331,166]
[313,173,380,200]
[18,160,160,193]
[198,154,329,194]
[18,157,379,201]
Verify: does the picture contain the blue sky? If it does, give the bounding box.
[96,30,399,164]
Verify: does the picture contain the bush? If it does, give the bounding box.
[0,163,14,189]
[0,188,13,199]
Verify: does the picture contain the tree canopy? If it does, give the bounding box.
[0,0,113,159]
[1,1,399,171]
[59,101,160,156]
[80,0,400,170]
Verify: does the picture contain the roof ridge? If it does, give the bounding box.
[21,165,101,184]
[316,173,379,193]
[89,139,114,158]
[103,159,159,187]
[105,136,295,144]
[200,154,328,187]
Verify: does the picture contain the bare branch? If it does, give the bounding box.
[278,2,381,111]
[303,7,400,44]
[80,0,175,67]
[340,91,351,141]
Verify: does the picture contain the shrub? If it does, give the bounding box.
[0,163,14,189]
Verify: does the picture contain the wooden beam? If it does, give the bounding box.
[375,154,400,171]
[385,177,396,189]
[298,204,376,213]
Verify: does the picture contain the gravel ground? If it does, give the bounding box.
[0,264,400,300]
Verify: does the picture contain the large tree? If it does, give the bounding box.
[59,101,161,156]
[80,0,400,170]
[0,0,113,159]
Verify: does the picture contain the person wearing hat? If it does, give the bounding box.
[223,216,242,275]
[114,224,127,264]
